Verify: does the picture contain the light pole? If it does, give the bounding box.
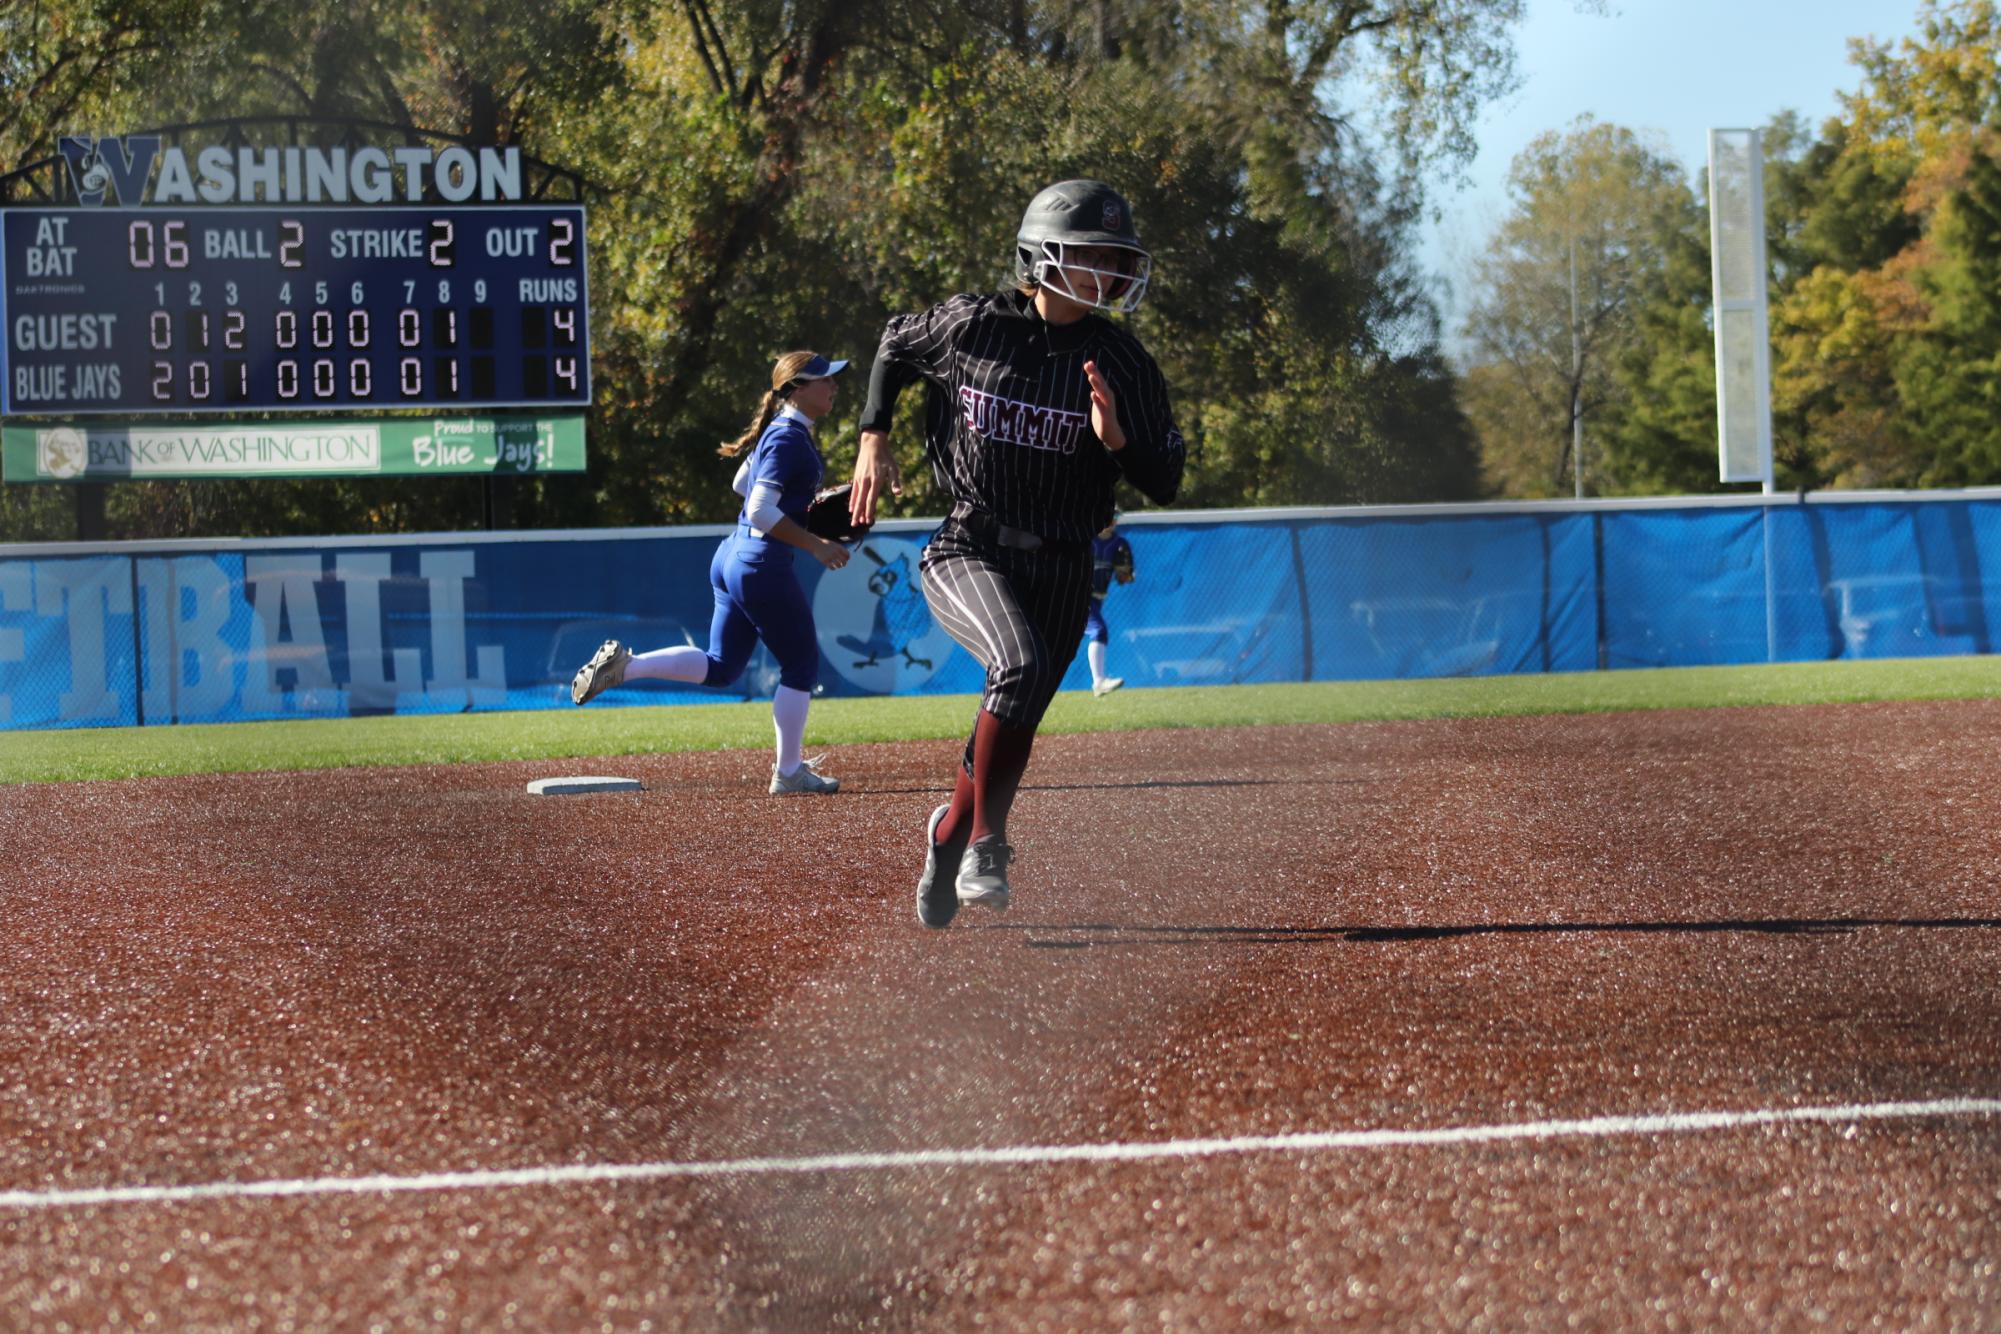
[1570,234,1584,500]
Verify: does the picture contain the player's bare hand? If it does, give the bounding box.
[815,539,850,571]
[851,430,901,524]
[1083,360,1125,450]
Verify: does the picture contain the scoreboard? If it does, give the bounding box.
[1,205,589,416]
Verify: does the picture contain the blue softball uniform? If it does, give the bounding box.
[699,407,825,691]
[1084,532,1132,644]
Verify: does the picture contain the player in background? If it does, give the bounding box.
[1086,511,1135,698]
[572,351,852,795]
[849,179,1186,927]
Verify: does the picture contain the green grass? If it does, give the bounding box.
[4,656,1999,784]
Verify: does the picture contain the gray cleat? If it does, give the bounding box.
[572,639,631,705]
[770,755,840,795]
[916,804,966,929]
[955,836,1013,912]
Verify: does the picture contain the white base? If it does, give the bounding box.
[526,776,644,796]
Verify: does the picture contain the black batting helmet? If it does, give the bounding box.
[1013,179,1152,313]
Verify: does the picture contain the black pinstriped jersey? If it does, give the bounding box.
[860,289,1185,545]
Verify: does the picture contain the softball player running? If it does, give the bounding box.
[573,351,852,795]
[849,179,1185,926]
[1086,513,1136,697]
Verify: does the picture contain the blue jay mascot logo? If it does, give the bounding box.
[838,544,934,670]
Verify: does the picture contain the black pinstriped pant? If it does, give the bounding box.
[920,515,1093,730]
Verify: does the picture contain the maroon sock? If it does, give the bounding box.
[968,708,1036,843]
[932,764,976,849]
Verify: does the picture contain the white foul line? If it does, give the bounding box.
[3,1097,1996,1212]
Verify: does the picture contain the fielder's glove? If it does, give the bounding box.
[804,483,873,544]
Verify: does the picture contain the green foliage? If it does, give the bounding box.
[4,0,1517,541]
[1597,179,1719,495]
[1898,132,2001,485]
[1764,0,2001,491]
[0,0,209,165]
[1458,118,1697,497]
[26,3,2001,524]
[1458,0,2001,500]
[0,484,77,542]
[1793,123,1921,274]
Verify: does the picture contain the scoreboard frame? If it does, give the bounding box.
[1,203,591,418]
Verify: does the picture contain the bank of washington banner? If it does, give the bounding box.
[2,414,584,481]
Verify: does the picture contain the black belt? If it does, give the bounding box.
[950,505,1085,555]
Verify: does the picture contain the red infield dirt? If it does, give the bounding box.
[2,699,2000,1329]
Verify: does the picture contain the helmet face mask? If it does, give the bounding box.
[1027,239,1151,314]
[1012,179,1153,314]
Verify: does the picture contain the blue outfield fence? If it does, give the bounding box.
[3,489,2001,731]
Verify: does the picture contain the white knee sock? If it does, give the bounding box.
[1087,640,1107,684]
[773,685,811,774]
[625,645,709,684]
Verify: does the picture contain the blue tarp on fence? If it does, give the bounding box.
[5,492,2001,730]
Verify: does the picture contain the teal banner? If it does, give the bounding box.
[1,414,585,482]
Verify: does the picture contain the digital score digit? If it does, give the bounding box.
[1,205,589,415]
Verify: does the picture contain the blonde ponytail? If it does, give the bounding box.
[718,349,825,458]
[718,390,782,458]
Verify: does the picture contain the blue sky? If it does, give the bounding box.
[1420,0,1929,342]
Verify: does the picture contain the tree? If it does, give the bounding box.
[1458,118,1694,497]
[567,0,1511,523]
[1594,169,1717,495]
[1765,0,2001,490]
[1898,129,2001,484]
[2,0,1545,540]
[0,0,206,170]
